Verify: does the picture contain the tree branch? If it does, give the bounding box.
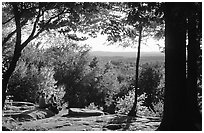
[2,29,16,45]
[13,3,21,48]
[44,10,66,26]
[21,9,67,49]
[2,18,28,46]
[20,7,41,49]
[3,16,14,25]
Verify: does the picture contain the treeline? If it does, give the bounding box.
[4,41,166,116]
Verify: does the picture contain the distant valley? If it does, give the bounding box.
[90,51,165,64]
[90,51,164,58]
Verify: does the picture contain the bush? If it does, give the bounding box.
[8,61,57,103]
[8,62,39,103]
[116,89,163,117]
[116,89,134,115]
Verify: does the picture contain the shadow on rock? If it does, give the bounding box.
[103,114,136,131]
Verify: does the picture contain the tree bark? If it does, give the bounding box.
[158,3,201,130]
[128,26,143,117]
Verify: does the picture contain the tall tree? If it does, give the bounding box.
[158,2,202,130]
[125,2,163,116]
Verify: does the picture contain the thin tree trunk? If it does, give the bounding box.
[128,26,143,117]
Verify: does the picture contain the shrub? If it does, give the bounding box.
[116,89,135,115]
[116,89,163,117]
[8,61,57,103]
[8,62,39,103]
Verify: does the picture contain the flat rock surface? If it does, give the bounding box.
[3,108,55,122]
[3,109,161,131]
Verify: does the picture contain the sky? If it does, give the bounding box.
[83,34,164,52]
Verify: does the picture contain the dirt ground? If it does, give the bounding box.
[2,109,161,131]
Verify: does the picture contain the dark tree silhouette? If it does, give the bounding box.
[158,3,202,130]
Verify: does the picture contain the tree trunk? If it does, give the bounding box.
[158,3,200,130]
[2,3,22,109]
[158,3,187,130]
[186,3,202,129]
[2,49,22,109]
[128,26,143,117]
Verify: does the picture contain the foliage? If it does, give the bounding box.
[95,63,121,113]
[7,43,58,103]
[138,62,163,103]
[47,45,90,107]
[75,60,126,113]
[2,38,15,75]
[6,37,165,115]
[152,100,164,117]
[116,89,135,114]
[115,62,164,116]
[8,61,38,102]
[7,61,56,103]
[38,67,57,95]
